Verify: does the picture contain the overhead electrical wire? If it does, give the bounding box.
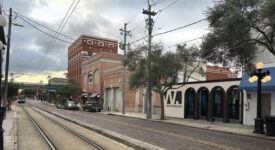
[14,12,75,41]
[152,0,166,6]
[17,16,73,44]
[43,0,80,55]
[130,0,181,44]
[153,18,206,37]
[157,0,180,13]
[34,0,80,72]
[167,37,203,48]
[130,18,206,44]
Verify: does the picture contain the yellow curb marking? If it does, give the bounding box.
[89,115,240,150]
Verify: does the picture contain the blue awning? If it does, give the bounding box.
[238,67,275,90]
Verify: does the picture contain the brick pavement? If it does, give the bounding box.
[102,111,275,141]
[3,104,17,150]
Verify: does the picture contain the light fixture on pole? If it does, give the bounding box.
[248,62,272,134]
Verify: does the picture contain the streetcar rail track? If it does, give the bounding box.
[22,106,57,150]
[27,105,104,150]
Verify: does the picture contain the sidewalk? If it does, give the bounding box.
[3,104,17,150]
[102,111,275,141]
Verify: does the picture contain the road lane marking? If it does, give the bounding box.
[88,115,240,150]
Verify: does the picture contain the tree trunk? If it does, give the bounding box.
[160,92,165,120]
[7,99,12,110]
[183,62,187,83]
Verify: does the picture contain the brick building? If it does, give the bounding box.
[68,34,118,86]
[81,52,123,105]
[81,51,161,113]
[206,65,238,80]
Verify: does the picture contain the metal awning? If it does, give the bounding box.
[89,93,99,98]
[238,67,275,90]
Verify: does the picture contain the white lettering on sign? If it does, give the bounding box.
[164,91,182,107]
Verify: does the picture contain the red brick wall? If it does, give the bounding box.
[68,35,118,85]
[206,72,230,80]
[206,65,238,81]
[80,52,162,111]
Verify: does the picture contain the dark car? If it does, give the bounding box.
[65,100,79,110]
[83,101,101,112]
[55,98,67,109]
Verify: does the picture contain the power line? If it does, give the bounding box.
[130,18,206,44]
[157,0,180,13]
[17,16,72,43]
[152,0,166,6]
[167,37,203,48]
[153,18,206,37]
[14,12,75,41]
[43,0,79,55]
[34,0,80,72]
[153,0,180,23]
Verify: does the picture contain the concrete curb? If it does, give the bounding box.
[30,104,166,150]
[106,112,275,141]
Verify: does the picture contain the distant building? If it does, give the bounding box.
[68,34,118,86]
[47,78,68,102]
[177,62,206,82]
[48,78,67,86]
[206,65,238,81]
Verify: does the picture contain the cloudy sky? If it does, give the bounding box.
[1,0,214,83]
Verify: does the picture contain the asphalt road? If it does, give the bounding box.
[29,100,275,150]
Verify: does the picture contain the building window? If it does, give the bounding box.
[109,44,114,48]
[94,70,100,84]
[88,50,93,56]
[98,42,104,47]
[87,40,93,44]
[88,72,94,84]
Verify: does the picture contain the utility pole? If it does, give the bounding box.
[3,8,12,108]
[120,23,130,115]
[0,5,7,149]
[143,1,157,119]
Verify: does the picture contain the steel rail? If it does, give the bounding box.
[22,106,57,150]
[28,105,104,150]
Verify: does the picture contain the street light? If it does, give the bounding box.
[248,62,272,134]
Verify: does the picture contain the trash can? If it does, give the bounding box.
[265,116,275,136]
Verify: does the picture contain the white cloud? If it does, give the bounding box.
[2,0,214,83]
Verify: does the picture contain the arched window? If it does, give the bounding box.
[212,87,224,118]
[83,73,87,86]
[227,86,240,120]
[88,71,94,84]
[88,50,93,56]
[185,88,195,118]
[197,87,209,119]
[94,70,100,84]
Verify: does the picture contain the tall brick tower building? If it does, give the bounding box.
[68,34,118,85]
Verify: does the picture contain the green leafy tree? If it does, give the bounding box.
[176,44,205,82]
[201,0,275,70]
[124,44,182,119]
[7,83,20,110]
[56,79,81,98]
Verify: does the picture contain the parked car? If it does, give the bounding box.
[64,100,79,110]
[55,98,67,109]
[83,101,101,112]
